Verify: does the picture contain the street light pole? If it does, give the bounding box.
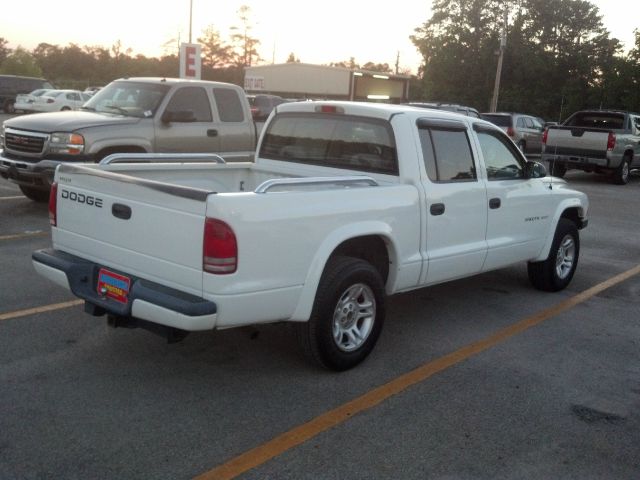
[490,6,508,112]
[188,0,193,43]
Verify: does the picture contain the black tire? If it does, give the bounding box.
[296,256,386,371]
[19,185,50,202]
[61,106,71,111]
[528,218,579,292]
[4,99,15,114]
[548,160,566,178]
[612,155,631,185]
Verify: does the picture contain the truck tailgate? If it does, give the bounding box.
[545,127,609,157]
[53,164,211,296]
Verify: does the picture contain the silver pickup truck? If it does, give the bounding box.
[0,77,256,201]
[541,110,640,184]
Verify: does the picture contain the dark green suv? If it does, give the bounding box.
[0,75,55,113]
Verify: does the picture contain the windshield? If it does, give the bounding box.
[83,81,170,118]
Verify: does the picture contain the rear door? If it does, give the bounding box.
[211,86,255,161]
[416,118,488,285]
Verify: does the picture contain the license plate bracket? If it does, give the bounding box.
[97,268,131,304]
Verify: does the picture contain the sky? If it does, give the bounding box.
[2,0,639,75]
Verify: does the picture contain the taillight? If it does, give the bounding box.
[506,127,515,137]
[47,98,54,104]
[203,218,237,274]
[607,132,616,151]
[542,128,548,144]
[49,182,58,226]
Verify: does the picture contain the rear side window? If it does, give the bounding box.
[419,127,476,182]
[260,112,398,175]
[212,87,245,122]
[165,87,212,122]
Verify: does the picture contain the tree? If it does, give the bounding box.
[0,37,11,66]
[411,0,626,118]
[329,57,359,69]
[361,62,392,73]
[0,47,42,77]
[286,52,300,63]
[198,25,232,69]
[230,5,261,67]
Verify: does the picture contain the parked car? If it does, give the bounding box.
[84,86,103,96]
[0,75,55,113]
[0,77,257,201]
[542,110,640,184]
[14,89,54,113]
[32,101,589,370]
[481,112,544,155]
[247,94,286,121]
[30,90,91,112]
[405,102,480,118]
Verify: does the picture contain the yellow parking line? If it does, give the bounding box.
[195,263,640,480]
[0,231,48,241]
[0,299,83,322]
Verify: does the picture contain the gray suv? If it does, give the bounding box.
[481,112,544,155]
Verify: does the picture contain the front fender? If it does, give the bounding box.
[533,197,588,262]
[289,221,398,321]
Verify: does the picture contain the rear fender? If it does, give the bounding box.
[289,221,398,321]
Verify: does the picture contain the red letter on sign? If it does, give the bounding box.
[186,46,196,77]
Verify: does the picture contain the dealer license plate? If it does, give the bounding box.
[97,268,131,304]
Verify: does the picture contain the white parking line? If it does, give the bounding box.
[0,195,26,200]
[0,231,48,241]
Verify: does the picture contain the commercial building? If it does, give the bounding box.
[244,63,410,103]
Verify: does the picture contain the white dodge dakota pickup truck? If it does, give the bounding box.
[33,102,589,370]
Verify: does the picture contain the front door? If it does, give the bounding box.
[155,86,221,153]
[474,126,553,271]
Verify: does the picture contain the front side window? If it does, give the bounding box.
[477,130,525,180]
[164,87,212,122]
[260,112,398,175]
[419,127,477,182]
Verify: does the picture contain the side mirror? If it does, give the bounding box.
[161,110,196,123]
[526,161,547,179]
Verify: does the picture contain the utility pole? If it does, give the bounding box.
[490,6,508,112]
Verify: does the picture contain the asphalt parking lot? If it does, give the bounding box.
[1,142,640,479]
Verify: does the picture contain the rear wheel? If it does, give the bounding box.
[612,155,631,185]
[528,218,579,292]
[19,185,50,202]
[296,256,386,371]
[61,106,71,111]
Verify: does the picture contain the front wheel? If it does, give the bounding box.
[296,256,386,371]
[548,160,566,178]
[3,99,15,114]
[528,218,579,292]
